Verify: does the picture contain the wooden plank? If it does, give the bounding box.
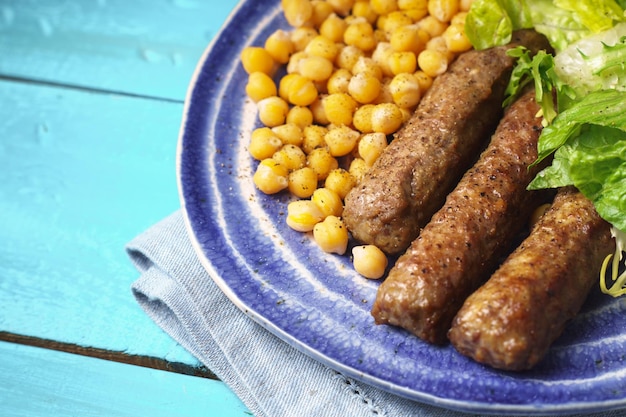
[0,78,200,368]
[0,341,251,417]
[0,0,239,101]
[0,332,215,378]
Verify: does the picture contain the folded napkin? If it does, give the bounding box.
[127,211,624,417]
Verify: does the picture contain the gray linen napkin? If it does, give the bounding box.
[127,211,625,417]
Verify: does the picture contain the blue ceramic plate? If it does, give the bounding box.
[177,0,626,414]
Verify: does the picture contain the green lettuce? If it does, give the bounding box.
[466,2,626,296]
[528,121,626,232]
[554,0,626,33]
[554,23,626,94]
[525,90,626,298]
[503,48,575,124]
[464,0,533,50]
[530,89,626,164]
[465,0,626,51]
[528,90,626,233]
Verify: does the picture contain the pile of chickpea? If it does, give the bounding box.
[241,0,473,279]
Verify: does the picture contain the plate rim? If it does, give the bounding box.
[176,0,626,414]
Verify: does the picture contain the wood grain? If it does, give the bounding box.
[0,0,239,101]
[0,332,216,378]
[0,78,195,366]
[0,0,249,412]
[1,341,251,417]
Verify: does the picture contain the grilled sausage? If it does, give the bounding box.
[343,30,551,255]
[371,89,552,345]
[448,187,614,371]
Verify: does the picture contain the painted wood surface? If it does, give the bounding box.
[0,0,238,101]
[0,0,250,413]
[0,77,196,366]
[0,341,250,416]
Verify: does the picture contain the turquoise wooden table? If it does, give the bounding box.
[0,1,251,414]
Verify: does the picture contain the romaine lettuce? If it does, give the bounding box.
[531,89,626,164]
[464,0,533,49]
[503,48,574,124]
[466,1,626,296]
[554,0,626,33]
[466,0,626,51]
[555,23,626,95]
[529,121,626,232]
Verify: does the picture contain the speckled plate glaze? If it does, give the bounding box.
[177,0,626,414]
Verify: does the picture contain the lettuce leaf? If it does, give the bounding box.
[466,0,626,293]
[531,89,626,164]
[528,91,626,232]
[464,0,533,49]
[503,47,575,124]
[570,129,626,232]
[529,0,590,51]
[555,23,626,95]
[554,0,626,33]
[504,24,626,129]
[529,124,626,231]
[465,0,626,51]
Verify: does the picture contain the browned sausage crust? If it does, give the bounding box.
[371,89,551,345]
[343,30,552,255]
[448,187,614,371]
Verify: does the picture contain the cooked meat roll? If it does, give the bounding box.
[343,30,552,255]
[371,88,551,345]
[448,187,614,371]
